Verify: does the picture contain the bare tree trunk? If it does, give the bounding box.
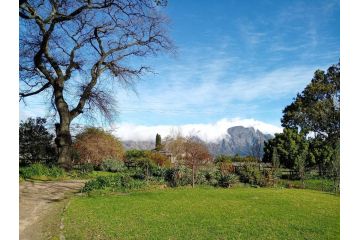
[55,118,72,168]
[54,84,72,167]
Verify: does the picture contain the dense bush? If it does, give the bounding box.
[125,149,148,161]
[214,154,257,164]
[194,169,219,186]
[278,178,338,192]
[73,127,124,166]
[151,166,167,179]
[20,163,65,179]
[217,174,238,188]
[214,155,233,164]
[100,159,126,172]
[147,152,171,167]
[82,174,147,192]
[236,164,263,186]
[164,166,192,187]
[75,163,95,174]
[125,150,170,179]
[217,161,235,175]
[235,163,276,187]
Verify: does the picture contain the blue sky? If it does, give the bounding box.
[20,0,340,140]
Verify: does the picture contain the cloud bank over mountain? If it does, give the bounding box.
[112,118,282,142]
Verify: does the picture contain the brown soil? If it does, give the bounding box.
[19,180,85,240]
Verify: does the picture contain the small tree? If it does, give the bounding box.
[19,117,56,165]
[271,147,280,178]
[73,127,124,166]
[327,141,340,192]
[163,131,186,165]
[183,138,212,188]
[294,144,308,187]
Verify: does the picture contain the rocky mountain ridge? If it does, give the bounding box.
[122,126,273,156]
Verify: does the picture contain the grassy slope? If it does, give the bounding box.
[64,187,339,240]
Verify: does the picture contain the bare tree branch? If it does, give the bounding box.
[20,82,51,100]
[20,0,173,164]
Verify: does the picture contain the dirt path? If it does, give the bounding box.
[19,180,86,240]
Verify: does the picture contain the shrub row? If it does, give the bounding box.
[82,174,147,192]
[164,166,239,188]
[19,163,65,179]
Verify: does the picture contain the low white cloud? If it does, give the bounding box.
[112,117,282,142]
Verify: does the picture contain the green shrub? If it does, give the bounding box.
[164,166,192,187]
[49,166,66,178]
[82,174,147,192]
[195,169,219,186]
[261,168,276,187]
[79,163,95,173]
[152,166,167,179]
[278,178,337,192]
[164,168,177,187]
[236,164,262,185]
[19,163,65,179]
[217,174,238,188]
[20,163,48,178]
[100,159,126,172]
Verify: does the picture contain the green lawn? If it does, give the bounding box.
[64,187,339,240]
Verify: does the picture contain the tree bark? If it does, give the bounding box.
[54,82,73,167]
[55,120,72,168]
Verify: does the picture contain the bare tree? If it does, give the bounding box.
[183,137,212,188]
[163,128,186,165]
[19,0,172,165]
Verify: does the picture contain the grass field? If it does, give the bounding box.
[63,187,339,239]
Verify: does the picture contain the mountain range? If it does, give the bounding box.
[122,126,273,157]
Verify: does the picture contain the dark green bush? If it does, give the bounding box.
[82,174,147,192]
[152,166,167,179]
[235,164,276,187]
[130,167,147,180]
[217,174,238,188]
[76,163,94,174]
[164,168,177,187]
[236,164,263,186]
[195,169,219,186]
[164,166,192,187]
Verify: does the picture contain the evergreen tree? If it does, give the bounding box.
[155,133,162,151]
[19,117,56,165]
[280,63,340,177]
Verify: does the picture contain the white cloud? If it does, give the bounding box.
[112,117,282,142]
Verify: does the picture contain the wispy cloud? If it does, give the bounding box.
[115,48,317,121]
[236,18,268,47]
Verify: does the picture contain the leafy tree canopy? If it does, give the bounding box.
[19,117,56,165]
[281,63,340,141]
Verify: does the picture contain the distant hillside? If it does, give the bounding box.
[122,126,273,156]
